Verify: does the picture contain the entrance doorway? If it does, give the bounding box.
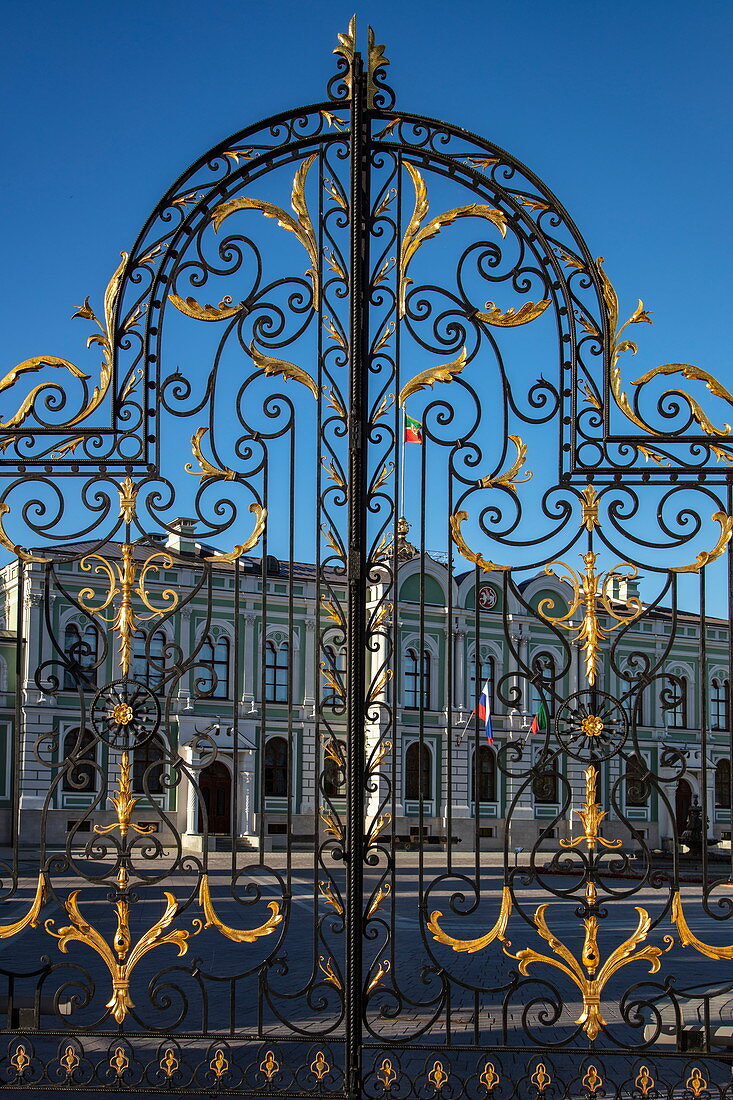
[676,778,693,833]
[198,761,232,834]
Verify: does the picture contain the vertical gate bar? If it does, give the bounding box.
[729,482,733,878]
[699,567,708,885]
[10,561,24,854]
[346,50,369,1100]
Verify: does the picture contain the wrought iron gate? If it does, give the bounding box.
[0,21,732,1097]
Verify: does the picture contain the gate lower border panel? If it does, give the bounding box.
[0,1038,729,1097]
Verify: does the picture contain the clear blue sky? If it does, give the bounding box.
[0,0,730,380]
[0,1,730,381]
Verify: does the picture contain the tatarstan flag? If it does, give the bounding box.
[530,701,549,735]
[404,415,423,443]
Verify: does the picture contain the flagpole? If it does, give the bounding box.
[399,405,406,521]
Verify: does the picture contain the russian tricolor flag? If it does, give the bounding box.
[476,680,494,743]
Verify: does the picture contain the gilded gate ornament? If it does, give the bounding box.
[538,552,642,686]
[559,766,623,852]
[506,904,671,1041]
[428,885,512,953]
[77,544,178,677]
[0,253,130,431]
[595,256,733,438]
[479,1062,499,1091]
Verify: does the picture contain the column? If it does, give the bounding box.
[182,745,203,853]
[303,616,316,708]
[241,611,257,704]
[453,626,465,709]
[238,749,256,836]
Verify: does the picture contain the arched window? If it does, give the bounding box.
[404,742,432,801]
[197,634,230,699]
[532,755,558,805]
[264,736,289,797]
[323,739,346,798]
[626,754,650,807]
[711,679,730,731]
[404,648,431,710]
[133,735,165,795]
[322,645,346,706]
[715,759,731,809]
[265,641,289,703]
[132,630,167,692]
[473,745,496,804]
[662,674,687,728]
[531,652,556,717]
[63,623,98,690]
[62,728,98,793]
[470,650,495,713]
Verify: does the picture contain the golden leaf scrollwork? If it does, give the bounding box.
[559,766,622,852]
[0,252,128,431]
[671,891,733,960]
[399,163,506,317]
[248,341,319,399]
[479,435,532,492]
[670,510,733,574]
[186,427,236,482]
[368,811,392,845]
[167,293,244,322]
[366,882,391,919]
[428,885,512,954]
[318,955,342,990]
[318,880,343,916]
[0,871,47,938]
[78,544,179,677]
[449,510,512,573]
[320,808,344,843]
[333,16,355,96]
[506,903,669,1041]
[0,502,52,564]
[212,153,320,308]
[597,257,733,438]
[398,347,467,408]
[197,875,283,943]
[203,502,267,564]
[539,552,642,686]
[366,958,391,995]
[475,298,550,327]
[366,25,389,107]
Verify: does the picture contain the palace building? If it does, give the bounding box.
[0,520,729,854]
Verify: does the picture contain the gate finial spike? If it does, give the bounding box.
[334,16,356,62]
